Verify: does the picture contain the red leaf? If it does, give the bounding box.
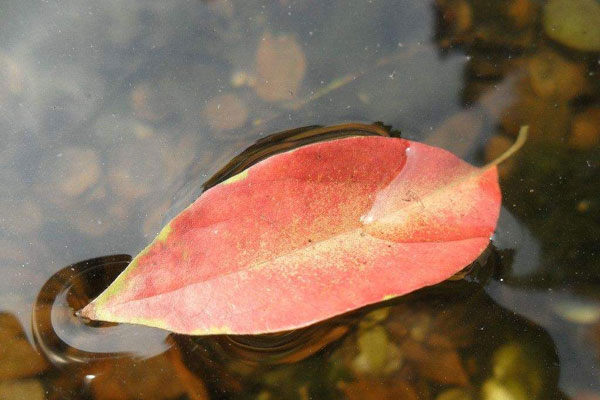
[81,136,501,335]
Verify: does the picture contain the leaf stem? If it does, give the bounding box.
[487,125,528,168]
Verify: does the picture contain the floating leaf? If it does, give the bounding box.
[82,132,507,335]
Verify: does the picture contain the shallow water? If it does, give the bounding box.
[1,0,599,399]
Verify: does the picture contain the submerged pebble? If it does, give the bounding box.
[426,111,484,157]
[508,0,538,28]
[481,378,528,400]
[36,146,101,201]
[436,388,474,400]
[501,93,571,141]
[90,353,187,400]
[203,93,248,131]
[543,0,600,52]
[569,108,600,150]
[553,298,600,324]
[107,140,167,201]
[254,32,306,102]
[527,50,588,100]
[359,307,391,330]
[352,325,401,375]
[0,379,45,400]
[0,53,25,97]
[491,342,544,398]
[0,313,49,380]
[130,83,173,122]
[68,207,114,237]
[338,378,420,400]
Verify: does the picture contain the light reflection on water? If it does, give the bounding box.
[1,0,598,398]
[32,255,171,366]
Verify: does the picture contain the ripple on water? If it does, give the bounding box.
[32,254,172,368]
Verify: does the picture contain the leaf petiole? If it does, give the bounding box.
[486,126,529,168]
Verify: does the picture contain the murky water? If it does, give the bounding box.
[1,0,599,399]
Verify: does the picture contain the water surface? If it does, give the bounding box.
[1,0,598,399]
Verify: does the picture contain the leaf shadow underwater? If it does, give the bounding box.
[31,246,566,399]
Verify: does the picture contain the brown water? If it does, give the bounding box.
[1,0,599,399]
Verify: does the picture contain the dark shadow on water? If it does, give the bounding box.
[29,249,567,399]
[164,122,400,223]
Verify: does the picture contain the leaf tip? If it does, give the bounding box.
[79,302,96,320]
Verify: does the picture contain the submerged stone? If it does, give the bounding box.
[0,379,45,400]
[352,325,401,375]
[569,108,600,150]
[491,342,545,398]
[0,313,49,380]
[436,388,473,400]
[543,0,600,52]
[481,378,528,400]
